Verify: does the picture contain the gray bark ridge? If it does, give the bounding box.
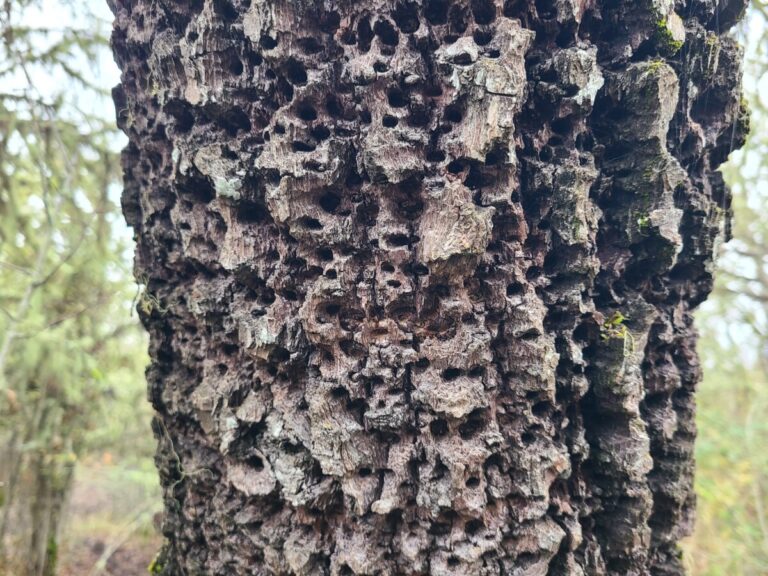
[110,0,747,574]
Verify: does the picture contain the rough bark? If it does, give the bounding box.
[110,0,748,574]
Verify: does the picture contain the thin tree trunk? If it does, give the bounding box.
[110,0,747,574]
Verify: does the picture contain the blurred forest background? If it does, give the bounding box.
[0,1,765,575]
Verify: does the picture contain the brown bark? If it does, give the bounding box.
[110,0,748,574]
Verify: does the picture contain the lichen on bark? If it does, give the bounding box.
[110,0,748,573]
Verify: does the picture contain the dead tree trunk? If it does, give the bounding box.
[110,0,747,573]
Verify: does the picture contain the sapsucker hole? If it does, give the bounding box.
[471,0,496,24]
[430,418,449,437]
[425,0,449,24]
[285,58,308,85]
[392,1,420,33]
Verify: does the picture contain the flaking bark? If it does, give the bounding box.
[110,0,748,574]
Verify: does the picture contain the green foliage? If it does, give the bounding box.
[601,311,636,356]
[0,1,152,572]
[685,3,768,574]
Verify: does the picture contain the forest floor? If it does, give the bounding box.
[57,459,162,576]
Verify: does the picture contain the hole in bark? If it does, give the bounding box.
[459,409,487,439]
[551,118,571,135]
[388,87,409,108]
[246,455,264,470]
[426,149,446,162]
[575,131,594,151]
[357,18,374,52]
[465,477,480,488]
[447,159,466,173]
[506,282,524,296]
[430,418,449,437]
[473,29,494,45]
[340,339,364,357]
[539,146,554,162]
[429,521,451,536]
[381,262,395,273]
[300,217,322,230]
[311,125,331,140]
[525,266,542,280]
[392,1,420,33]
[408,105,430,127]
[181,173,215,203]
[465,519,484,535]
[285,58,308,85]
[424,84,443,97]
[292,141,316,152]
[326,303,341,315]
[277,77,294,101]
[448,556,460,567]
[297,102,317,121]
[448,5,469,34]
[331,387,348,399]
[468,366,484,378]
[556,26,574,48]
[548,135,564,147]
[228,55,244,75]
[213,0,238,22]
[164,100,195,132]
[426,0,449,24]
[203,104,252,135]
[317,99,339,122]
[441,368,462,381]
[281,288,298,301]
[397,197,423,220]
[387,233,411,247]
[383,114,399,127]
[258,288,276,305]
[358,467,373,477]
[535,0,556,19]
[269,347,290,363]
[374,18,400,45]
[532,401,550,417]
[373,61,389,73]
[319,191,341,213]
[318,247,334,261]
[340,26,357,45]
[325,269,337,279]
[387,280,402,288]
[445,104,463,122]
[521,431,535,445]
[471,0,496,24]
[261,36,278,49]
[464,164,484,189]
[359,109,372,123]
[248,51,262,66]
[298,37,323,54]
[236,202,267,225]
[320,11,341,34]
[485,148,506,166]
[410,263,430,276]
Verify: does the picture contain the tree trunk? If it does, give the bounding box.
[110,0,747,574]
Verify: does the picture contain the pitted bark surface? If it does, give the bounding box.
[110,0,747,574]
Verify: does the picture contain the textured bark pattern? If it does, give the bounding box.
[110,0,747,574]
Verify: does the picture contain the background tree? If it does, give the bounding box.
[689,2,768,573]
[110,0,747,574]
[0,2,150,575]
